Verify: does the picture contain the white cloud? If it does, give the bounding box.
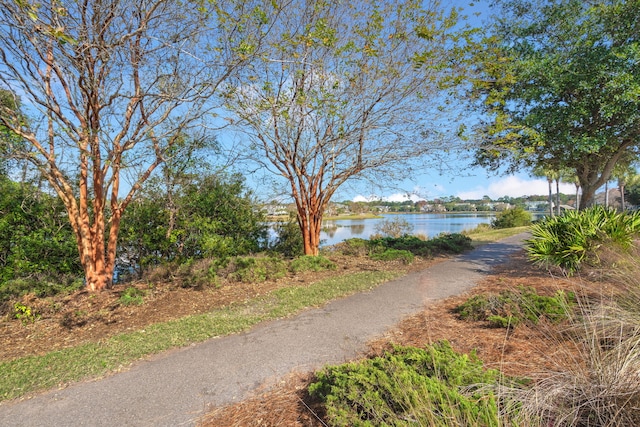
[353,192,426,203]
[384,193,425,202]
[456,176,575,200]
[352,194,380,202]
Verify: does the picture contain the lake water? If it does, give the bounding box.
[320,213,495,247]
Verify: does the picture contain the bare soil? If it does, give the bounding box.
[199,251,599,426]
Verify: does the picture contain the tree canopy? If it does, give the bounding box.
[471,0,640,208]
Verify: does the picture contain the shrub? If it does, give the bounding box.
[230,256,287,283]
[370,234,431,256]
[172,258,222,289]
[373,217,414,238]
[526,206,640,275]
[370,233,472,258]
[0,274,83,304]
[430,233,474,253]
[336,238,370,256]
[491,207,532,229]
[370,249,414,264]
[270,214,304,257]
[454,287,575,328]
[309,341,517,427]
[290,255,336,273]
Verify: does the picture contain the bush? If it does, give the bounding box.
[370,249,414,264]
[430,233,474,253]
[370,233,472,258]
[454,287,575,328]
[0,274,83,304]
[370,234,429,256]
[230,256,287,283]
[270,214,304,258]
[172,258,222,289]
[491,207,532,229]
[290,255,336,273]
[526,206,640,275]
[373,217,414,238]
[336,238,370,256]
[309,341,516,427]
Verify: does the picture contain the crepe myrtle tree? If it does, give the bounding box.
[0,0,273,291]
[223,0,472,255]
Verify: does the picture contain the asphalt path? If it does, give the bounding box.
[0,233,528,427]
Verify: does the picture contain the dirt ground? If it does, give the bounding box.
[199,250,595,426]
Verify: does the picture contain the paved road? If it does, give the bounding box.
[0,234,527,427]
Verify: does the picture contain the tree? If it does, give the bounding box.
[0,0,268,290]
[471,0,640,209]
[532,165,557,217]
[223,0,472,255]
[611,162,639,211]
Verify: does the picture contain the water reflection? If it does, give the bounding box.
[351,224,365,235]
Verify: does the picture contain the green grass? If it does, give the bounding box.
[0,270,400,402]
[466,226,530,247]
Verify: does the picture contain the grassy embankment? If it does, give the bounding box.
[0,227,526,402]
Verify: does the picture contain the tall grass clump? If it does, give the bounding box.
[505,303,640,426]
[526,206,640,275]
[502,244,640,426]
[309,341,520,427]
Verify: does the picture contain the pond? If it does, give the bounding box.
[319,213,495,247]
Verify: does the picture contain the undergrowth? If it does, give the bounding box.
[309,341,521,427]
[454,286,575,328]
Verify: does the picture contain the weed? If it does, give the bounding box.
[13,302,39,324]
[119,287,146,306]
[290,255,336,273]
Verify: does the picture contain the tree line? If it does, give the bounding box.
[1,0,639,292]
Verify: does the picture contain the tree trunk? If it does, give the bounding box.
[604,181,609,207]
[555,178,561,215]
[619,182,626,211]
[580,183,598,209]
[547,178,554,217]
[575,183,581,210]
